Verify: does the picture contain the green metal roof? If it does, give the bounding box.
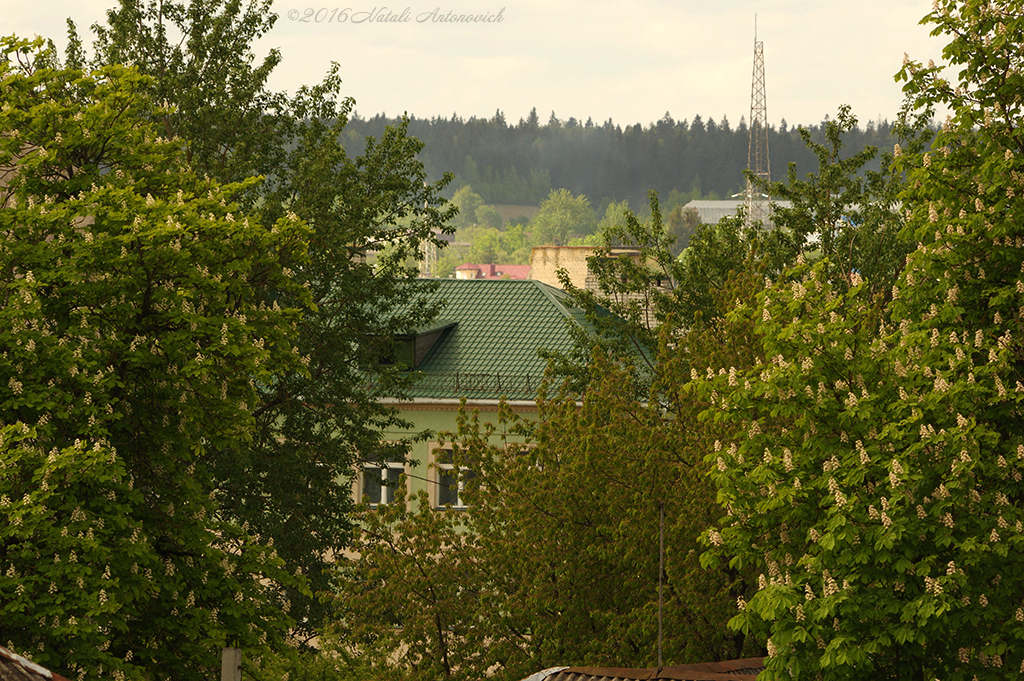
[407,279,589,400]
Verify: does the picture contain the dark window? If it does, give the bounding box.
[362,464,403,505]
[437,467,476,508]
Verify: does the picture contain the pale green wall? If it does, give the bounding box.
[355,401,536,511]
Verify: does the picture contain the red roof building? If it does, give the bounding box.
[454,262,531,280]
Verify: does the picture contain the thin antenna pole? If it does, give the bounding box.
[658,500,665,670]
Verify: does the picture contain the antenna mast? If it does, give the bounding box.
[419,187,438,278]
[745,17,770,228]
[420,238,437,278]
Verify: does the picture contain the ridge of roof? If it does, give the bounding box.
[531,279,578,320]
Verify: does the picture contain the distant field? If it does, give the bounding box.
[491,204,538,223]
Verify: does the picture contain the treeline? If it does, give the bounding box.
[341,108,905,208]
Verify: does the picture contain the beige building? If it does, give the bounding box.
[529,246,594,290]
[529,245,671,332]
[529,246,648,291]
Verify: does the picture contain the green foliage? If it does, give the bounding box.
[434,247,468,279]
[474,204,503,230]
[78,0,456,640]
[748,104,923,299]
[529,188,597,246]
[662,187,705,216]
[454,225,531,267]
[694,2,1024,678]
[566,232,603,247]
[346,111,905,209]
[88,0,286,190]
[0,37,306,678]
[665,206,700,258]
[325,90,925,681]
[238,104,453,639]
[333,357,758,681]
[466,227,502,263]
[556,194,680,375]
[453,163,551,206]
[551,106,921,392]
[509,102,927,678]
[673,216,754,324]
[595,199,632,236]
[451,185,485,229]
[501,223,531,264]
[250,647,371,681]
[332,488,483,681]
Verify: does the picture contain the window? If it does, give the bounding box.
[436,464,476,509]
[361,461,405,506]
[431,445,476,509]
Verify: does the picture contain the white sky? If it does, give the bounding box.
[7,0,949,128]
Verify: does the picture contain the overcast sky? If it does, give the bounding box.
[7,0,948,128]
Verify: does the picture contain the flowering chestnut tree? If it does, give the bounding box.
[695,2,1024,679]
[79,1,458,638]
[0,38,311,679]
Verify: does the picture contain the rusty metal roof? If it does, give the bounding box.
[529,657,765,681]
[0,647,71,681]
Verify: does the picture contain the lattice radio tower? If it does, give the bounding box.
[419,237,437,278]
[419,186,438,278]
[744,18,770,228]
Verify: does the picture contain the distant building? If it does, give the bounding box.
[454,263,531,280]
[683,199,792,226]
[530,246,645,291]
[529,246,670,331]
[529,246,594,290]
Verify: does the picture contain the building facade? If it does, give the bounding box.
[353,278,593,510]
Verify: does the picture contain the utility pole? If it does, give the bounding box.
[744,17,770,229]
[221,647,241,681]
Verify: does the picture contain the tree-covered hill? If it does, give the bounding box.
[342,108,907,208]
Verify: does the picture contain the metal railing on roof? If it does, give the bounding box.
[409,371,541,398]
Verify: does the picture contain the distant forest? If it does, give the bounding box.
[341,108,904,211]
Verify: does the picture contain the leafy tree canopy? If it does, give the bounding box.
[0,36,308,679]
[665,205,700,258]
[332,355,760,681]
[451,185,485,229]
[69,0,457,641]
[695,1,1024,678]
[550,105,919,388]
[325,98,920,680]
[529,188,597,246]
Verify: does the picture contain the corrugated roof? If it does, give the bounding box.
[0,647,71,681]
[407,279,589,400]
[526,658,765,681]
